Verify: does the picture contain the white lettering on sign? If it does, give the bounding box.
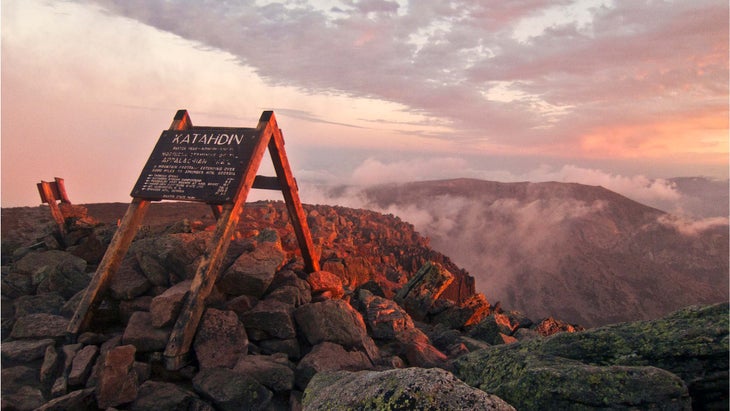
[171,133,247,145]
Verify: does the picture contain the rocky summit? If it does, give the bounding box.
[1,201,727,410]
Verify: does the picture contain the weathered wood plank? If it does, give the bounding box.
[38,181,66,236]
[268,123,320,273]
[66,198,150,337]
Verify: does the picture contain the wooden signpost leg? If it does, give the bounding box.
[67,198,151,337]
[269,128,320,272]
[164,117,273,370]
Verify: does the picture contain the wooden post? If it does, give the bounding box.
[268,123,320,272]
[163,113,274,370]
[66,110,193,339]
[54,177,72,204]
[37,181,66,236]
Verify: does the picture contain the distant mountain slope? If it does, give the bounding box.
[361,178,728,326]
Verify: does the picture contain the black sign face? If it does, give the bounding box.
[131,128,260,202]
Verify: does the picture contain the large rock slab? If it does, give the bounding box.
[35,387,97,411]
[240,299,296,340]
[454,304,729,410]
[359,290,414,340]
[122,311,170,352]
[218,242,285,297]
[12,250,88,299]
[294,299,379,360]
[131,380,213,411]
[12,293,66,317]
[454,347,690,410]
[302,367,515,411]
[394,261,454,321]
[96,345,138,409]
[193,308,248,369]
[295,342,373,390]
[1,338,55,363]
[192,367,272,411]
[234,354,295,392]
[131,233,210,286]
[150,280,191,328]
[10,313,69,340]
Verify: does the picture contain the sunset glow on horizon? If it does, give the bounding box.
[1,0,728,208]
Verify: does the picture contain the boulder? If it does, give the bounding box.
[266,269,311,307]
[40,345,60,384]
[1,338,55,363]
[294,299,379,360]
[149,280,191,328]
[35,387,97,411]
[122,311,171,352]
[1,366,39,395]
[132,233,209,285]
[431,292,491,328]
[12,292,66,317]
[240,299,296,340]
[306,270,344,300]
[234,354,295,392]
[1,385,45,411]
[192,367,272,411]
[394,328,448,368]
[131,380,213,411]
[96,345,139,409]
[10,313,69,340]
[295,342,373,390]
[361,292,414,340]
[394,262,454,321]
[302,367,515,411]
[12,250,89,299]
[109,259,151,300]
[218,242,285,297]
[193,308,248,369]
[68,345,99,387]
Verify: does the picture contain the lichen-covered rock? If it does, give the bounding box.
[302,367,515,410]
[454,303,729,410]
[454,347,690,410]
[192,367,272,411]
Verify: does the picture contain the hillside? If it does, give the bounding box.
[0,200,727,409]
[360,178,729,326]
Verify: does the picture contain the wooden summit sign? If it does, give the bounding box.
[67,110,319,370]
[131,127,259,202]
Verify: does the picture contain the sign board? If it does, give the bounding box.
[131,127,259,202]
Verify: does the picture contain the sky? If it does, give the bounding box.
[2,0,728,208]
